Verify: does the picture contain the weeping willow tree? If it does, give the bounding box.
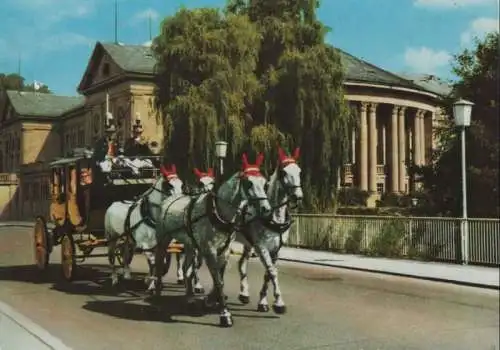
[152,8,261,181]
[153,1,354,211]
[227,0,354,211]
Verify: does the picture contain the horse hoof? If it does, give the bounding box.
[238,294,250,304]
[257,304,270,312]
[219,315,234,328]
[273,304,287,314]
[177,279,184,285]
[195,287,205,294]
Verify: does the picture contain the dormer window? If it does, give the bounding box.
[102,63,110,77]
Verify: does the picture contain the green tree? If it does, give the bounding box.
[417,32,499,218]
[152,1,353,211]
[0,73,51,93]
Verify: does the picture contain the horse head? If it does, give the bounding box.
[277,146,303,203]
[159,164,183,196]
[239,152,272,218]
[193,167,215,192]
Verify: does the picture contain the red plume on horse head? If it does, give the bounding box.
[241,152,265,176]
[194,167,215,179]
[193,167,202,179]
[160,164,177,178]
[277,145,300,166]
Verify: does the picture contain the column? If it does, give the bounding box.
[368,103,378,193]
[390,106,399,192]
[351,128,356,164]
[420,111,426,165]
[359,102,368,191]
[398,107,407,193]
[413,110,421,166]
[382,123,387,165]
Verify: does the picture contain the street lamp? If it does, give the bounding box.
[214,141,228,185]
[453,98,474,265]
[411,197,419,207]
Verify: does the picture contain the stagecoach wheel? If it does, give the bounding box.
[61,234,77,281]
[34,216,50,270]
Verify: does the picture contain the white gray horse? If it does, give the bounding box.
[104,164,183,288]
[154,153,272,327]
[236,147,303,314]
[170,167,215,294]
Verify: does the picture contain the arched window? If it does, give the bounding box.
[92,112,100,136]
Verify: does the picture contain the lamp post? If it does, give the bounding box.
[214,141,228,188]
[452,98,474,265]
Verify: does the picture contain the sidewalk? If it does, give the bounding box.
[2,221,498,290]
[277,247,499,290]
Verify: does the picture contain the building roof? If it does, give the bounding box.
[397,73,453,96]
[98,42,437,95]
[6,90,85,117]
[336,49,428,92]
[101,42,156,74]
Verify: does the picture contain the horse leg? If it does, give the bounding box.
[107,239,119,286]
[176,253,184,285]
[269,250,286,314]
[122,235,133,280]
[153,242,166,296]
[182,249,196,298]
[144,251,156,292]
[204,250,233,327]
[238,244,252,304]
[255,246,274,313]
[192,251,205,294]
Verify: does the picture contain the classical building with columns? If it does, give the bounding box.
[339,52,450,203]
[0,42,450,219]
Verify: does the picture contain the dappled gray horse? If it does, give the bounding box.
[236,147,303,314]
[154,153,272,327]
[104,164,183,289]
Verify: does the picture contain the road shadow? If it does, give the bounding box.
[0,263,184,297]
[82,293,279,327]
[0,263,279,326]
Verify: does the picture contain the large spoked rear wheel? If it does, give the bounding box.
[61,234,77,281]
[34,216,50,271]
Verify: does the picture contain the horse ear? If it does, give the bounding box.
[256,152,264,167]
[242,153,249,169]
[171,164,177,173]
[207,168,214,177]
[278,147,286,162]
[293,147,300,160]
[193,168,201,178]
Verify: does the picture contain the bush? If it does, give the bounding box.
[368,220,407,258]
[344,222,364,254]
[337,187,369,206]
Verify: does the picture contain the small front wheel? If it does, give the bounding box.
[61,234,77,281]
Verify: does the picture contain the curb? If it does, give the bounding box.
[278,257,500,291]
[0,301,72,350]
[0,224,34,228]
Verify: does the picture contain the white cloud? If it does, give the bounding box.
[132,8,160,24]
[460,17,499,45]
[414,0,497,8]
[404,47,452,74]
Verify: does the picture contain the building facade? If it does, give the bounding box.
[0,42,450,219]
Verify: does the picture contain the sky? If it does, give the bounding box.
[0,0,498,96]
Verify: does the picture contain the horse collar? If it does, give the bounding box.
[206,191,234,234]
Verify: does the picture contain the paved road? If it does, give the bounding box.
[0,226,499,350]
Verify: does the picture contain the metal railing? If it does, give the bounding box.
[288,214,500,266]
